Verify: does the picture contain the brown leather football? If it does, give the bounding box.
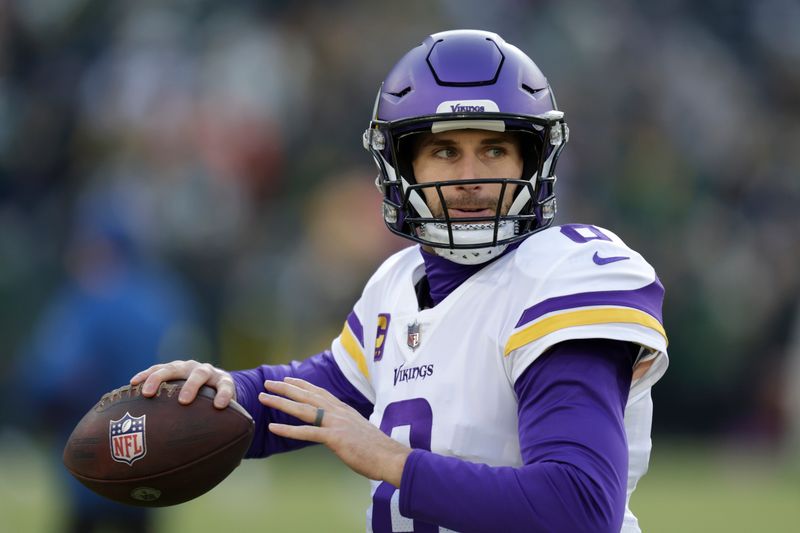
[62,380,254,507]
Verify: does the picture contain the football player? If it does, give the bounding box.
[132,30,668,532]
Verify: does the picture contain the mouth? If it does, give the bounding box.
[447,208,496,219]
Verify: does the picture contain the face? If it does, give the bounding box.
[410,129,523,219]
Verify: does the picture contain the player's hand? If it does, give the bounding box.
[260,377,410,487]
[129,360,236,409]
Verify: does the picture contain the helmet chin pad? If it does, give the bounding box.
[420,221,514,265]
[432,244,510,265]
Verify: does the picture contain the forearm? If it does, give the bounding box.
[400,451,620,533]
[232,350,373,457]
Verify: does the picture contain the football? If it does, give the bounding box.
[62,380,254,507]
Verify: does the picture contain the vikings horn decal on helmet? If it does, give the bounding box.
[363,29,569,265]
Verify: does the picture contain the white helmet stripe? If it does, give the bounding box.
[379,153,398,182]
[508,135,559,216]
[403,177,433,217]
[378,151,433,217]
[541,143,558,178]
[507,174,533,216]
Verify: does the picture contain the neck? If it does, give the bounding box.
[420,249,482,306]
[419,239,524,306]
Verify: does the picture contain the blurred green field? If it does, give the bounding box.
[1,434,798,532]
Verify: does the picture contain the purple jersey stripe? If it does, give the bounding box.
[346,310,365,347]
[515,279,664,329]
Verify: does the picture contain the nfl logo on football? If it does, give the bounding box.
[109,412,147,465]
[407,321,421,350]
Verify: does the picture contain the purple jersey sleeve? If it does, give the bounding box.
[231,350,373,458]
[398,339,636,533]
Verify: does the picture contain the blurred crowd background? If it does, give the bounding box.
[1,0,799,530]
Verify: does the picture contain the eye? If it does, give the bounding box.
[433,148,457,159]
[486,146,506,158]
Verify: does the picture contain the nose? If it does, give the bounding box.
[453,153,486,189]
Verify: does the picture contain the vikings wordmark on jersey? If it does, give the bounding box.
[330,224,668,532]
[109,412,147,465]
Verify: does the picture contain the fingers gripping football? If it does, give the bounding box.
[130,360,236,409]
[259,377,410,487]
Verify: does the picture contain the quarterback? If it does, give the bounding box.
[132,30,668,532]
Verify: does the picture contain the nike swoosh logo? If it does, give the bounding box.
[592,251,630,265]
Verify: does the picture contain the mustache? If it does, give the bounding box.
[428,193,514,216]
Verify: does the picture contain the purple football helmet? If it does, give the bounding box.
[363,29,569,264]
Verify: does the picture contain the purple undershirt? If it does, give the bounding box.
[232,353,373,457]
[232,340,633,532]
[420,248,481,306]
[231,244,635,531]
[421,241,523,306]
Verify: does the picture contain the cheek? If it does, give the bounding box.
[487,182,517,203]
[503,183,518,203]
[420,187,443,210]
[499,158,524,179]
[413,159,448,184]
[499,180,518,192]
[410,160,441,208]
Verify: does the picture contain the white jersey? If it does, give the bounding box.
[330,224,669,533]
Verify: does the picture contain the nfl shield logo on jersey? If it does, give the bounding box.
[407,321,421,350]
[109,412,147,465]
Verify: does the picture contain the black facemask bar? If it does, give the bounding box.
[397,178,537,249]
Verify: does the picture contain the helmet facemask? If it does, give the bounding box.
[366,112,568,265]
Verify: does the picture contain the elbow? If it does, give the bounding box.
[529,461,625,533]
[581,507,624,533]
[567,467,626,533]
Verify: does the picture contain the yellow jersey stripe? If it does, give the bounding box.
[340,324,370,379]
[504,307,668,356]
